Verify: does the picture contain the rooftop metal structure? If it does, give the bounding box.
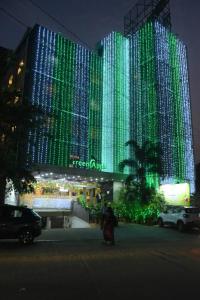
[124,0,171,36]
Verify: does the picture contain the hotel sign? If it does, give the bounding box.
[72,159,106,171]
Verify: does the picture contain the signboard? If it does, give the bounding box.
[159,183,190,206]
[72,159,105,171]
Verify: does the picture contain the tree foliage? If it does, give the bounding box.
[112,189,165,224]
[119,140,163,203]
[0,88,49,204]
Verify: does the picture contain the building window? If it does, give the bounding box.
[8,75,13,86]
[17,67,22,75]
[19,60,24,67]
[1,134,6,143]
[14,96,20,104]
[17,60,24,75]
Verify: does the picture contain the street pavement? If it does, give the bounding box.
[0,223,200,300]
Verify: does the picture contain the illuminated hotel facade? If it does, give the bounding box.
[25,26,131,177]
[129,21,195,192]
[3,15,195,217]
[22,21,194,190]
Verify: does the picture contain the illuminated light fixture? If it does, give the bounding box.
[17,67,22,75]
[1,134,5,143]
[159,183,190,206]
[14,96,19,104]
[59,187,69,192]
[8,75,13,86]
[19,60,24,67]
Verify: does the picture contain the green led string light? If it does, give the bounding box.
[168,33,185,180]
[88,52,102,162]
[101,32,130,173]
[130,22,159,188]
[28,23,195,193]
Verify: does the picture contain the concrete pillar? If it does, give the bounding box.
[64,216,71,229]
[113,181,123,202]
[46,217,51,229]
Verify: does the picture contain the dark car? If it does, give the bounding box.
[0,204,42,244]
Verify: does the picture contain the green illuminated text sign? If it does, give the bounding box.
[72,159,106,171]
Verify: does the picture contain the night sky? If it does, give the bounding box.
[0,0,200,163]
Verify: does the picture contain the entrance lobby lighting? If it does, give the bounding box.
[59,187,69,192]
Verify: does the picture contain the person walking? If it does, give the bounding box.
[101,205,116,245]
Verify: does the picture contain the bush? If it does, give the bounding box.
[77,188,165,226]
[113,189,165,225]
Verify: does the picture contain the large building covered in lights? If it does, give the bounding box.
[3,0,195,225]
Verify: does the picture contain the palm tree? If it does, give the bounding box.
[119,140,163,203]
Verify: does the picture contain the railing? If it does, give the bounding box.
[72,201,89,223]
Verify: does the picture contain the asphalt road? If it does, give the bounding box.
[0,224,200,300]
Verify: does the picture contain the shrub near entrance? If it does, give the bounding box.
[112,190,165,225]
[77,189,165,225]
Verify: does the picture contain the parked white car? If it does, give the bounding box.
[158,206,200,232]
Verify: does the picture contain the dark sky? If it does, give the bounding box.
[0,0,200,163]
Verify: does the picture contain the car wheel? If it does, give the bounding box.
[18,229,34,245]
[158,218,164,227]
[177,221,185,232]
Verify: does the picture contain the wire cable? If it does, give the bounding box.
[26,0,91,49]
[0,7,28,28]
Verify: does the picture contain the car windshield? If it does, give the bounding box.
[31,210,41,218]
[24,209,41,218]
[185,208,200,214]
